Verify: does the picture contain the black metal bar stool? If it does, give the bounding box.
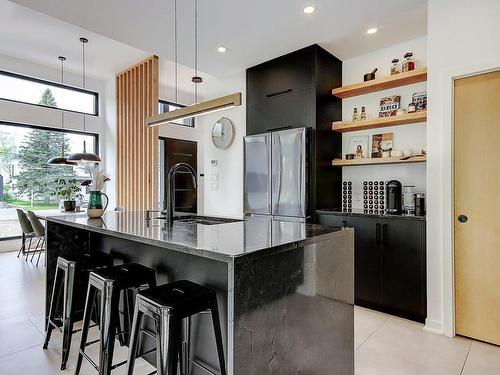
[126,280,226,375]
[75,263,156,375]
[43,253,113,370]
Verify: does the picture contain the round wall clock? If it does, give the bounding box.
[211,117,235,149]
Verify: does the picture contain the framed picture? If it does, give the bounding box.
[412,91,427,111]
[371,133,393,158]
[379,95,401,117]
[349,136,369,159]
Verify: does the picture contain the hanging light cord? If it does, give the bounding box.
[60,56,65,157]
[174,0,178,105]
[194,0,199,104]
[82,39,86,133]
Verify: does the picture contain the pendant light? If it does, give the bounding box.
[67,37,101,163]
[48,56,74,165]
[145,0,241,128]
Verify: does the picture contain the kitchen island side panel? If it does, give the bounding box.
[233,230,354,375]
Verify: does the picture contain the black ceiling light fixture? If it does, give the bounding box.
[67,37,101,164]
[48,56,75,166]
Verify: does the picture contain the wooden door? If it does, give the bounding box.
[162,138,197,214]
[454,70,500,345]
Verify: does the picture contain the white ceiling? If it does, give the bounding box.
[7,0,428,79]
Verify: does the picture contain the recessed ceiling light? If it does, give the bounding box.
[366,28,378,35]
[217,46,227,53]
[303,6,316,14]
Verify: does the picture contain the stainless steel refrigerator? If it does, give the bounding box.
[244,127,309,221]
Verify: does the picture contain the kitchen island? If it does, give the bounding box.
[45,212,354,374]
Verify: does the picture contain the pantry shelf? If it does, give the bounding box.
[332,155,427,167]
[332,68,427,99]
[332,111,427,132]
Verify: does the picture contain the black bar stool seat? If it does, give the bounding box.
[75,263,156,375]
[43,252,113,370]
[126,280,227,375]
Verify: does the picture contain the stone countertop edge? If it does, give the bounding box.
[45,215,349,263]
[317,210,426,221]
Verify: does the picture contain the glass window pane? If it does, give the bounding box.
[0,71,98,115]
[0,123,97,240]
[158,100,194,127]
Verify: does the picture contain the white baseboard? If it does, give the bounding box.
[424,318,444,335]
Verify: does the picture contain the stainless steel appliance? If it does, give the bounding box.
[244,127,309,221]
[386,180,402,215]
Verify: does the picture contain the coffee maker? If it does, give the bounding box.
[386,180,402,215]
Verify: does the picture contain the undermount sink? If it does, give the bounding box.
[174,215,241,226]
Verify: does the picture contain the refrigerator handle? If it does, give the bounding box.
[266,134,272,214]
[276,136,283,214]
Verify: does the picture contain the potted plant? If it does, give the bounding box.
[52,178,83,211]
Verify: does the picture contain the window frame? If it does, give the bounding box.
[0,121,99,242]
[0,70,99,116]
[158,99,195,127]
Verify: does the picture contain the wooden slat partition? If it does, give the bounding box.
[116,56,159,211]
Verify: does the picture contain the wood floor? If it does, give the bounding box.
[0,251,498,374]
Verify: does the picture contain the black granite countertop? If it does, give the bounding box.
[317,209,426,221]
[46,212,346,262]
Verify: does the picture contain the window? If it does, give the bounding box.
[0,122,98,240]
[158,100,194,127]
[0,70,99,116]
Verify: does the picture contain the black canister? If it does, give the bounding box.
[414,193,426,216]
[386,180,402,215]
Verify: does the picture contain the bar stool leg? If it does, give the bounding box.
[125,303,144,375]
[60,263,75,370]
[99,285,120,375]
[75,284,96,375]
[181,317,191,375]
[156,314,180,375]
[17,233,25,257]
[43,265,62,349]
[36,238,45,267]
[209,297,227,375]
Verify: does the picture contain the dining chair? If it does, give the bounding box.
[26,211,46,267]
[16,209,35,258]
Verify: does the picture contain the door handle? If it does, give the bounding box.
[457,214,468,223]
[266,88,292,98]
[382,223,388,245]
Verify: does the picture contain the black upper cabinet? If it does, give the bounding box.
[246,44,343,214]
[248,88,314,134]
[247,47,315,103]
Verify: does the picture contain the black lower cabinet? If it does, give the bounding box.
[349,217,383,306]
[381,220,426,321]
[317,213,426,322]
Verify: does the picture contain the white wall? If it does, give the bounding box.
[197,72,246,218]
[426,0,500,336]
[341,36,427,210]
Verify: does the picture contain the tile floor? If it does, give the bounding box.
[0,250,498,374]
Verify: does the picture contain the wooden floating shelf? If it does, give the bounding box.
[332,68,427,99]
[332,155,427,167]
[332,111,427,132]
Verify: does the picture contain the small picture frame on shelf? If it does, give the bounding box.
[412,91,427,111]
[379,95,401,117]
[349,135,369,159]
[371,133,393,158]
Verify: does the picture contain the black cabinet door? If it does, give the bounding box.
[247,88,314,135]
[381,219,425,317]
[317,213,347,227]
[247,48,314,102]
[347,216,382,305]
